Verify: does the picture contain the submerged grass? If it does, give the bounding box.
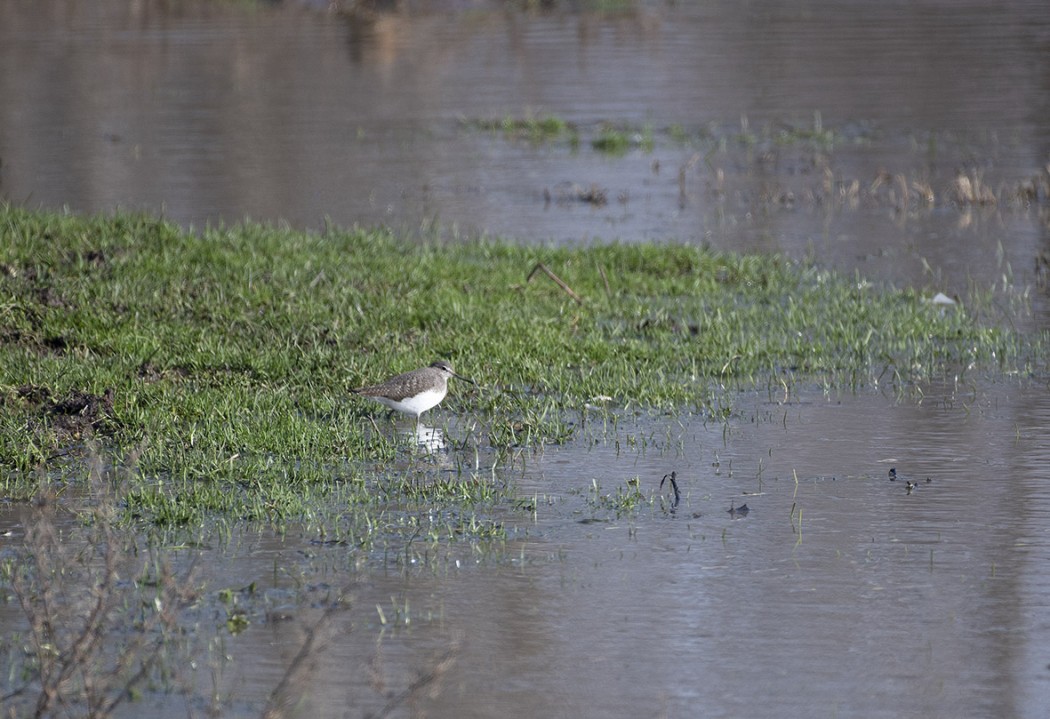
[466,114,579,147]
[591,123,653,155]
[0,204,1041,524]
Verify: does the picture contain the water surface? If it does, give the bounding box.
[1,0,1048,299]
[131,382,1050,719]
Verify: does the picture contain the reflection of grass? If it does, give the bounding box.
[0,449,194,717]
[0,204,1038,526]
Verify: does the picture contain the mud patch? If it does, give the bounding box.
[136,360,191,383]
[13,385,118,439]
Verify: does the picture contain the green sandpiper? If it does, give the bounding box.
[351,360,475,420]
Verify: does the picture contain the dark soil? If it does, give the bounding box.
[15,385,117,439]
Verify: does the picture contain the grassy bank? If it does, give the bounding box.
[0,204,1036,524]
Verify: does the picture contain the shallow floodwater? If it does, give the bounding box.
[2,1,1050,717]
[1,1,1049,302]
[64,381,1043,719]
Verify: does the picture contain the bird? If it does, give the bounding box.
[350,360,475,420]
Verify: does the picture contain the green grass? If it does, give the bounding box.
[0,204,1041,525]
[590,123,654,155]
[466,114,579,146]
[585,476,651,518]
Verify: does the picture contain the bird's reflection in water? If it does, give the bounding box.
[410,423,446,454]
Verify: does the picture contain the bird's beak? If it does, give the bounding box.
[452,371,477,386]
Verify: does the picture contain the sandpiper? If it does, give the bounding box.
[351,360,475,420]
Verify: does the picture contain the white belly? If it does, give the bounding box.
[374,387,447,418]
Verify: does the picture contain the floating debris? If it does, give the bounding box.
[548,181,608,207]
[660,471,681,509]
[727,503,749,518]
[889,467,931,489]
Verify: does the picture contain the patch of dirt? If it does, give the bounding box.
[0,262,39,281]
[14,385,118,439]
[0,253,99,352]
[136,360,191,383]
[79,249,108,266]
[13,384,51,405]
[34,285,71,309]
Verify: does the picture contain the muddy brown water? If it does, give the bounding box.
[2,1,1050,717]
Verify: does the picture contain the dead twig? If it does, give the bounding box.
[596,263,611,301]
[660,471,681,509]
[527,262,583,304]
